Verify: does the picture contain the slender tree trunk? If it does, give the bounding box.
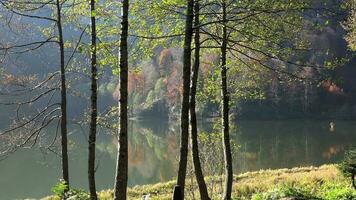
[220,1,233,199]
[55,0,69,193]
[352,174,356,190]
[190,1,210,199]
[175,0,194,199]
[88,0,98,199]
[114,0,129,199]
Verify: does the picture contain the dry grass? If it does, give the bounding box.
[41,164,347,200]
[231,165,341,197]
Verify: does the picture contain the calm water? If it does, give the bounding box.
[1,119,356,199]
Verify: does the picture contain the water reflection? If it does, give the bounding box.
[234,120,356,172]
[0,119,355,199]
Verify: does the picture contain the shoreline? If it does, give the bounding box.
[42,164,356,200]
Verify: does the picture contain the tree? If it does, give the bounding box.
[55,0,70,193]
[194,0,323,198]
[190,0,210,199]
[88,0,98,199]
[120,1,323,199]
[0,0,73,192]
[174,0,194,199]
[219,2,233,199]
[114,0,129,199]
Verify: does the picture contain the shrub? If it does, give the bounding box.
[67,189,90,200]
[320,183,356,200]
[338,149,356,190]
[51,180,68,198]
[251,184,319,200]
[51,180,90,200]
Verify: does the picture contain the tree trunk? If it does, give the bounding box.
[220,1,233,200]
[352,174,356,190]
[114,0,129,199]
[173,185,182,200]
[175,0,194,199]
[190,1,210,199]
[88,0,98,199]
[55,0,69,193]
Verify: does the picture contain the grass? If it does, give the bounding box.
[41,165,356,200]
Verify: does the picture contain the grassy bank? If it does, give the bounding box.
[43,165,356,200]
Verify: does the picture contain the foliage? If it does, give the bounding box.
[51,180,68,198]
[251,182,356,200]
[338,149,356,189]
[51,181,90,200]
[320,182,356,200]
[1,0,354,199]
[67,189,90,200]
[251,185,318,200]
[1,0,345,120]
[343,0,356,50]
[198,123,240,175]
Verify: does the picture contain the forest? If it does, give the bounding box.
[0,0,355,200]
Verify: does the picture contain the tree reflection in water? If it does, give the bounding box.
[1,119,356,199]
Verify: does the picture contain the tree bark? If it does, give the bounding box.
[190,1,210,199]
[114,0,129,199]
[88,0,98,199]
[173,185,182,200]
[175,0,194,199]
[220,1,233,200]
[55,0,69,193]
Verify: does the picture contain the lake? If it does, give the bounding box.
[0,119,355,199]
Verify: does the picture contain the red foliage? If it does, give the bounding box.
[200,53,219,78]
[128,71,144,95]
[165,61,182,105]
[321,80,344,96]
[113,70,144,100]
[159,49,174,68]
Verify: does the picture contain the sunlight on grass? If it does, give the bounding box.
[41,165,356,200]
